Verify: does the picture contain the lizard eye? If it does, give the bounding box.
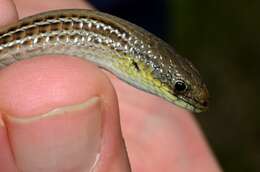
[174,80,187,93]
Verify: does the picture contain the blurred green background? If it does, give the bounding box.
[91,0,259,171]
[169,0,259,171]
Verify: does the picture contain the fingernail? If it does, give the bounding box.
[5,97,102,172]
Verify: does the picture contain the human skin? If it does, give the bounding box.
[0,0,222,171]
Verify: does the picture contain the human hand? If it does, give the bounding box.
[0,0,222,171]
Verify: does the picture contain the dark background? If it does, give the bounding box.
[89,0,259,171]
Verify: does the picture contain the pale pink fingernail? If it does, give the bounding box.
[6,97,102,172]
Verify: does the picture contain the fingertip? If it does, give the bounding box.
[0,56,131,171]
[0,0,18,26]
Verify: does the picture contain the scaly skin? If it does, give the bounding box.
[0,9,208,112]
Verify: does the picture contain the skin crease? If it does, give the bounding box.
[0,0,222,172]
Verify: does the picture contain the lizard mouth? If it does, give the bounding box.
[174,96,209,113]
